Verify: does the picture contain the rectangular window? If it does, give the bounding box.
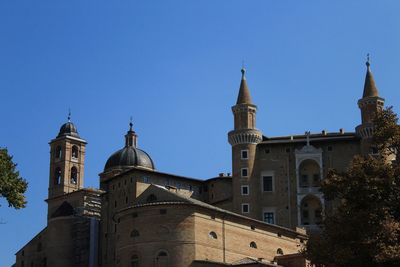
[241,185,249,195]
[241,150,249,160]
[263,212,275,224]
[143,176,149,183]
[242,203,250,213]
[262,176,273,192]
[241,168,248,177]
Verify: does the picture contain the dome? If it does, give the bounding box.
[57,121,80,138]
[104,146,155,171]
[104,123,155,172]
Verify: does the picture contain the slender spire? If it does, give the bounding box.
[236,67,253,105]
[362,54,379,98]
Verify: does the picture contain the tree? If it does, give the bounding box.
[0,148,27,209]
[303,107,400,267]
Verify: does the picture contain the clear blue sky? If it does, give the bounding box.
[1,1,399,265]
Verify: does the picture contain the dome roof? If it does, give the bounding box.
[103,123,155,172]
[104,146,155,171]
[57,121,80,138]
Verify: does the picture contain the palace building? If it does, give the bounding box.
[13,59,383,267]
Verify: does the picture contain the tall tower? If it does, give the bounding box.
[48,114,87,199]
[356,57,385,155]
[228,68,262,215]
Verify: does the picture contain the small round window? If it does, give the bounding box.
[250,241,257,249]
[209,231,217,239]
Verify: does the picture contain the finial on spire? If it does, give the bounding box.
[241,61,246,80]
[236,64,252,105]
[68,108,71,122]
[129,116,133,131]
[366,53,370,68]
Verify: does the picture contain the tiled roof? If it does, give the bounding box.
[236,68,253,105]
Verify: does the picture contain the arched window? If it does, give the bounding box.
[54,167,61,185]
[71,145,79,159]
[158,251,168,257]
[56,146,62,159]
[146,194,157,203]
[250,241,257,249]
[70,167,78,184]
[130,229,140,238]
[131,255,139,267]
[299,159,321,187]
[277,248,284,255]
[155,250,169,267]
[209,231,217,239]
[300,195,323,225]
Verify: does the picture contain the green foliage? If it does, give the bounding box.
[303,107,400,267]
[0,148,27,209]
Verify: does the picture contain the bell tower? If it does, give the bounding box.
[355,56,385,155]
[228,68,262,215]
[48,114,87,199]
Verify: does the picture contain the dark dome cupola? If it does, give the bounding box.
[57,114,80,138]
[104,122,155,172]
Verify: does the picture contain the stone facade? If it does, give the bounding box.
[13,60,385,267]
[229,62,384,231]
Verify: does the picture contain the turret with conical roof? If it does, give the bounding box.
[229,68,261,131]
[362,60,379,98]
[356,56,385,154]
[228,68,262,217]
[236,68,253,104]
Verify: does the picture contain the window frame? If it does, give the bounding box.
[54,167,62,185]
[241,168,248,178]
[70,166,78,184]
[242,203,250,214]
[71,145,79,160]
[262,175,274,192]
[55,146,62,159]
[130,255,139,267]
[263,211,275,224]
[241,149,249,160]
[241,185,249,195]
